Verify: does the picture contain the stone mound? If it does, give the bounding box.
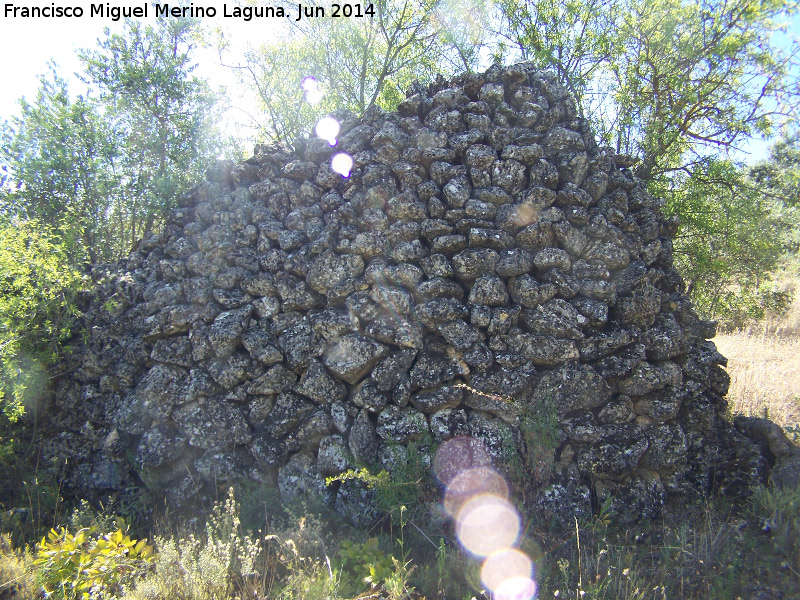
[46,63,775,523]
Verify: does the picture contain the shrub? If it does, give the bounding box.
[33,520,155,600]
[122,488,266,600]
[334,537,393,597]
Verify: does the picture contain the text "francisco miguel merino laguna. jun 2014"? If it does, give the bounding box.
[4,2,377,21]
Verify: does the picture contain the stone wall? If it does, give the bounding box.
[46,63,769,523]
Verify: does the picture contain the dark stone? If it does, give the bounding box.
[44,61,783,525]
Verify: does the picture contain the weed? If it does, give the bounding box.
[514,393,561,491]
[750,485,800,571]
[1,479,797,600]
[335,537,393,597]
[382,506,415,600]
[456,383,561,491]
[33,519,155,600]
[325,437,437,524]
[122,488,268,600]
[0,533,38,600]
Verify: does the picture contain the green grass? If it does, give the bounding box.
[1,481,799,600]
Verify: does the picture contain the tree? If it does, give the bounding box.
[0,218,81,449]
[80,16,226,249]
[221,35,340,144]
[665,157,789,323]
[224,0,445,144]
[494,0,799,178]
[431,0,495,73]
[494,0,799,323]
[1,18,227,263]
[0,17,231,473]
[495,0,620,118]
[610,0,799,182]
[749,131,800,270]
[0,70,120,263]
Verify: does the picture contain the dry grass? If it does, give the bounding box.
[715,332,800,429]
[0,533,38,600]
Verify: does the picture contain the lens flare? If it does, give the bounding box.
[331,153,353,177]
[315,117,340,146]
[481,549,533,594]
[495,576,537,600]
[433,436,493,486]
[514,204,540,228]
[301,77,323,105]
[455,495,520,557]
[444,466,508,516]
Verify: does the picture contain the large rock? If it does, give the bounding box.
[45,61,778,526]
[323,335,388,385]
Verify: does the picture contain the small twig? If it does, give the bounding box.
[406,518,440,551]
[453,383,509,403]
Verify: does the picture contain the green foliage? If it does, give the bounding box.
[497,0,619,114]
[665,157,791,324]
[331,507,416,600]
[325,466,390,490]
[750,132,800,257]
[274,561,339,600]
[224,0,443,143]
[0,71,118,264]
[4,480,799,600]
[334,537,394,596]
[0,218,81,446]
[497,0,799,180]
[752,132,800,208]
[224,37,339,145]
[610,0,797,178]
[431,0,494,72]
[382,505,415,600]
[222,478,281,536]
[325,438,437,522]
[494,0,800,323]
[79,17,226,254]
[1,18,226,263]
[0,533,38,600]
[750,485,800,568]
[124,488,265,600]
[517,394,560,489]
[378,439,438,519]
[33,520,155,600]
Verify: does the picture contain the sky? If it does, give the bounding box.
[0,1,285,139]
[0,2,798,164]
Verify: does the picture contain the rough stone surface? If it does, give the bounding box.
[46,63,780,524]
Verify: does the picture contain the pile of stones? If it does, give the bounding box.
[44,63,780,524]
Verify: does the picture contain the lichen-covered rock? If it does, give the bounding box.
[317,435,352,475]
[278,452,332,504]
[323,335,388,384]
[46,61,777,525]
[349,409,378,464]
[295,359,347,404]
[335,478,380,527]
[376,405,429,442]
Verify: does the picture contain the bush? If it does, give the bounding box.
[122,488,265,600]
[0,218,82,445]
[33,519,154,600]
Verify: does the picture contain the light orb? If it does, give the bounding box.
[455,495,520,557]
[315,117,340,146]
[331,153,353,177]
